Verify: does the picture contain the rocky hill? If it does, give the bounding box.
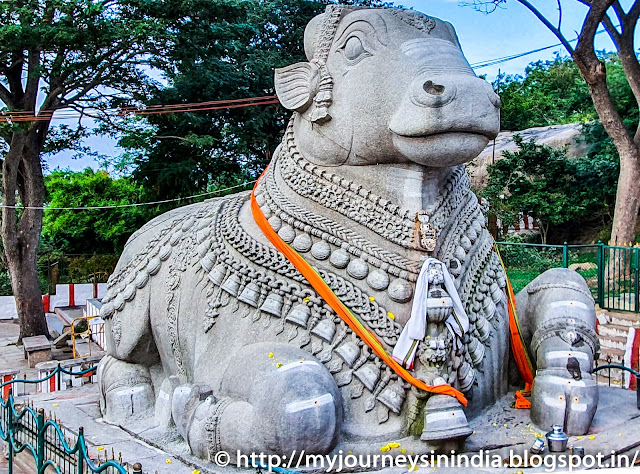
[468,123,588,190]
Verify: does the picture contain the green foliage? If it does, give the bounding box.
[115,0,386,199]
[481,135,618,243]
[43,168,161,254]
[64,254,120,284]
[495,54,636,131]
[497,235,562,272]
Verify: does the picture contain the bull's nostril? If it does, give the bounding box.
[423,80,445,95]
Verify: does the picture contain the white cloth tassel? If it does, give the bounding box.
[392,258,469,369]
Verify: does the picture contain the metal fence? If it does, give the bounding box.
[495,240,639,313]
[0,366,141,473]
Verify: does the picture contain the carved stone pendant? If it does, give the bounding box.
[416,212,437,252]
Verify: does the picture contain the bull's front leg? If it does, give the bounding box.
[515,268,600,435]
[172,342,343,462]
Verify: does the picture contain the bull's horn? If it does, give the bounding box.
[274,61,320,112]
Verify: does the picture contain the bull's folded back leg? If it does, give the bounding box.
[184,343,342,462]
[515,268,600,435]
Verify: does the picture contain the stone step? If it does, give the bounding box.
[609,311,640,328]
[599,334,628,350]
[598,323,632,339]
[598,347,626,364]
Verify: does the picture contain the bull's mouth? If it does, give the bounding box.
[390,129,498,141]
[390,130,494,167]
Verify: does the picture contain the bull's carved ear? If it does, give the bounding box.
[274,62,320,112]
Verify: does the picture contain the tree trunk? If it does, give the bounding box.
[572,54,640,246]
[610,145,640,245]
[2,126,48,342]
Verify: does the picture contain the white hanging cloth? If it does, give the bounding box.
[392,257,469,370]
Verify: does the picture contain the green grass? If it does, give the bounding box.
[505,268,542,294]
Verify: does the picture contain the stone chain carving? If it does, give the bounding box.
[278,120,469,249]
[205,397,233,460]
[259,158,422,279]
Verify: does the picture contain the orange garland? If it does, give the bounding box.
[251,168,467,406]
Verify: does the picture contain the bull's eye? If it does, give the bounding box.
[341,35,371,65]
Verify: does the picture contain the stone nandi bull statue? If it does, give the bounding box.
[97,6,600,461]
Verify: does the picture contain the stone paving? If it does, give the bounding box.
[2,322,640,473]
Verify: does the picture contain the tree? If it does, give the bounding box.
[495,54,637,130]
[43,168,161,254]
[116,0,387,200]
[471,0,640,246]
[110,0,327,200]
[0,0,174,340]
[481,135,618,243]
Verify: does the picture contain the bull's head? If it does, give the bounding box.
[275,6,500,168]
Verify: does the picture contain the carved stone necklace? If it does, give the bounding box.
[273,121,470,252]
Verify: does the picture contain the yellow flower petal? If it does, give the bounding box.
[166,459,172,464]
[97,446,104,451]
[389,442,401,449]
[193,470,201,474]
[380,445,390,452]
[268,352,274,358]
[276,362,282,368]
[577,436,583,440]
[303,296,310,302]
[52,404,59,407]
[369,296,375,301]
[348,450,353,455]
[387,312,395,320]
[588,435,595,440]
[400,448,407,454]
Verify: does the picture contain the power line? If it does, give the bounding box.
[470,26,612,69]
[0,180,256,211]
[0,96,279,123]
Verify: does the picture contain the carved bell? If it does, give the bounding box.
[335,341,360,367]
[457,361,475,392]
[354,364,380,392]
[468,336,485,367]
[310,319,336,343]
[238,282,261,308]
[200,253,216,273]
[208,264,227,286]
[421,394,473,442]
[376,381,405,414]
[260,293,284,317]
[220,273,242,297]
[285,304,311,328]
[482,296,497,320]
[476,315,491,342]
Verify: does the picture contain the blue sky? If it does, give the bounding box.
[46,0,626,172]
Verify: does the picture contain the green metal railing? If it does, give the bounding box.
[0,365,139,474]
[495,240,639,313]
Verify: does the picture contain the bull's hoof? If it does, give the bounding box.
[98,355,155,423]
[531,368,598,435]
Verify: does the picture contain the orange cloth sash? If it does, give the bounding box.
[251,168,467,406]
[494,245,534,393]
